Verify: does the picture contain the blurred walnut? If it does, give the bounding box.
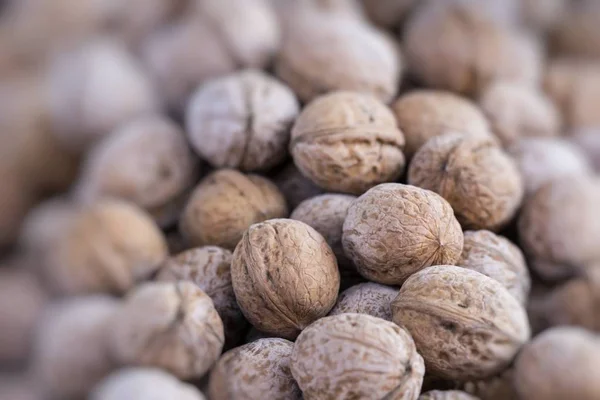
[520,0,567,32]
[571,128,600,172]
[271,0,365,25]
[272,163,323,210]
[419,391,479,400]
[0,373,42,400]
[0,171,37,250]
[551,5,600,58]
[360,0,416,28]
[462,369,517,400]
[328,282,398,320]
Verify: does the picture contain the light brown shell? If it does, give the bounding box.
[231,219,340,339]
[459,230,530,304]
[179,169,288,250]
[419,391,479,400]
[109,281,224,380]
[328,282,398,320]
[514,327,600,400]
[290,313,425,400]
[392,265,531,380]
[272,162,324,210]
[290,91,406,195]
[570,128,600,173]
[209,338,301,400]
[408,133,524,231]
[342,183,464,285]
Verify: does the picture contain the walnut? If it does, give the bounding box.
[459,230,530,304]
[392,265,530,380]
[408,133,524,231]
[514,327,600,400]
[343,183,464,285]
[186,70,299,172]
[272,162,324,210]
[419,391,479,400]
[109,281,224,380]
[328,282,398,321]
[179,169,288,250]
[290,91,406,194]
[571,128,600,172]
[520,0,567,32]
[231,219,340,339]
[0,373,42,400]
[551,5,600,59]
[290,313,425,399]
[209,338,301,400]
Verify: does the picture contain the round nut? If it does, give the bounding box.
[290,91,406,194]
[392,265,531,380]
[328,282,398,321]
[272,162,324,210]
[209,338,301,400]
[342,183,464,285]
[109,281,225,380]
[291,313,425,399]
[408,133,524,231]
[419,391,479,400]
[231,219,340,339]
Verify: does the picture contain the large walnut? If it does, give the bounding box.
[328,282,398,321]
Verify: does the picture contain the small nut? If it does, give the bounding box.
[419,390,479,400]
[328,282,398,321]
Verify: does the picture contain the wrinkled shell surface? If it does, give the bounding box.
[209,338,301,400]
[291,313,425,400]
[408,133,524,231]
[392,265,531,380]
[109,281,225,379]
[291,91,406,195]
[328,282,398,321]
[231,219,340,339]
[272,162,323,210]
[419,390,479,400]
[343,183,464,285]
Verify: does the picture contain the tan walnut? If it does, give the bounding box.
[328,282,398,321]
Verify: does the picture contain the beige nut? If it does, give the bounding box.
[419,391,479,400]
[328,282,398,321]
[291,313,425,400]
[272,162,324,210]
[392,265,530,380]
[109,281,224,380]
[209,338,301,400]
[290,91,406,194]
[231,219,340,339]
[408,133,524,231]
[342,183,464,285]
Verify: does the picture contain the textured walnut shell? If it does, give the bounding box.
[290,91,406,194]
[459,230,530,304]
[419,391,479,400]
[392,265,531,380]
[392,90,491,159]
[343,183,464,285]
[291,313,425,400]
[272,162,324,210]
[180,169,288,250]
[231,219,340,339]
[109,281,224,379]
[514,327,600,400]
[408,133,524,231]
[570,128,600,173]
[328,282,398,320]
[209,338,301,400]
[186,70,299,171]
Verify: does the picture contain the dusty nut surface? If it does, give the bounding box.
[418,390,479,400]
[290,313,425,400]
[328,282,398,321]
[179,169,288,250]
[109,281,225,380]
[291,91,406,194]
[231,219,340,339]
[408,133,524,231]
[342,183,463,285]
[392,265,531,380]
[209,338,301,400]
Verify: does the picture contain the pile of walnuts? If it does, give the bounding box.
[1,0,600,399]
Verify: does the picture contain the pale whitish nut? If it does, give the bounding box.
[514,327,600,400]
[570,128,600,172]
[361,0,416,28]
[272,162,324,210]
[462,369,517,400]
[91,368,206,400]
[290,91,406,194]
[391,90,492,159]
[186,70,299,171]
[419,390,479,400]
[156,246,248,347]
[231,219,340,339]
[408,133,524,231]
[392,265,531,381]
[328,282,398,321]
[459,230,530,304]
[343,183,464,285]
[109,281,224,379]
[33,296,120,400]
[291,313,425,400]
[209,338,301,400]
[43,199,168,295]
[179,169,288,250]
[518,175,600,281]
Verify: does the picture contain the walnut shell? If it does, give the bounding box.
[180,169,288,250]
[343,183,464,285]
[459,230,530,304]
[570,128,600,172]
[209,338,301,400]
[109,281,225,380]
[231,219,340,339]
[328,282,398,321]
[419,391,479,400]
[290,91,406,194]
[408,133,524,231]
[186,70,299,171]
[392,265,531,380]
[290,313,425,399]
[272,162,324,210]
